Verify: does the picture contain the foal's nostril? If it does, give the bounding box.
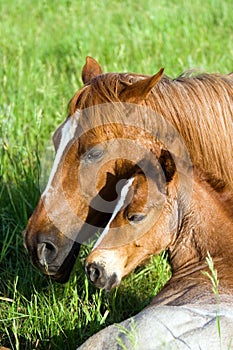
[86,263,118,290]
[89,266,100,283]
[37,241,58,266]
[86,263,103,284]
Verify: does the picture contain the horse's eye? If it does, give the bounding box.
[127,213,146,223]
[84,148,105,163]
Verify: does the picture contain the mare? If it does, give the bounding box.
[24,57,233,285]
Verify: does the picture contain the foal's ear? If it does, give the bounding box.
[120,68,164,103]
[158,149,176,183]
[82,56,103,84]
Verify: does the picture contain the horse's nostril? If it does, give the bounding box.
[86,263,118,290]
[90,267,100,282]
[37,241,58,266]
[86,263,103,284]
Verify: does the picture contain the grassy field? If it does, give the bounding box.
[0,0,232,349]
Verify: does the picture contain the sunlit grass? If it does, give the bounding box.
[202,253,221,349]
[0,0,232,348]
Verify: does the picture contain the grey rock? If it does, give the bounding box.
[77,302,233,350]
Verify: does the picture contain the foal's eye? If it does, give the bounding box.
[84,148,105,163]
[127,213,146,224]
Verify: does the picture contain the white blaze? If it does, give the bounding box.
[92,177,135,250]
[42,113,80,198]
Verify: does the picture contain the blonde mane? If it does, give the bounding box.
[69,71,233,189]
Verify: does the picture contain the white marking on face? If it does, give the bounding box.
[42,112,80,197]
[92,177,135,250]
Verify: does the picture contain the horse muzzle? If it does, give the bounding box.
[23,203,80,283]
[85,261,120,291]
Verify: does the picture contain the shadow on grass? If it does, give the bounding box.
[0,178,168,350]
[1,263,150,350]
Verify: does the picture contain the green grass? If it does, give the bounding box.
[0,0,232,348]
[202,253,221,349]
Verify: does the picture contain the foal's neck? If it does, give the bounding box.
[169,173,233,285]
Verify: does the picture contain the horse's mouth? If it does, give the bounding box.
[30,240,81,284]
[50,241,81,283]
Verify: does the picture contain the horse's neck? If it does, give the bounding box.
[168,174,233,287]
[148,77,233,189]
[153,182,233,307]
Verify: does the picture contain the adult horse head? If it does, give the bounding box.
[23,102,165,282]
[24,57,233,282]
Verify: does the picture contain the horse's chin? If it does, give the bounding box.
[50,241,81,284]
[51,271,72,284]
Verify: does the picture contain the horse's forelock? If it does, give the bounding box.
[69,73,147,115]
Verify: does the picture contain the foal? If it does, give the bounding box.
[81,160,233,349]
[86,160,233,305]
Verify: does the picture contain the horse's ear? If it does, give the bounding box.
[82,56,103,84]
[120,68,164,102]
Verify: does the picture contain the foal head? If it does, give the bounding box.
[85,150,184,290]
